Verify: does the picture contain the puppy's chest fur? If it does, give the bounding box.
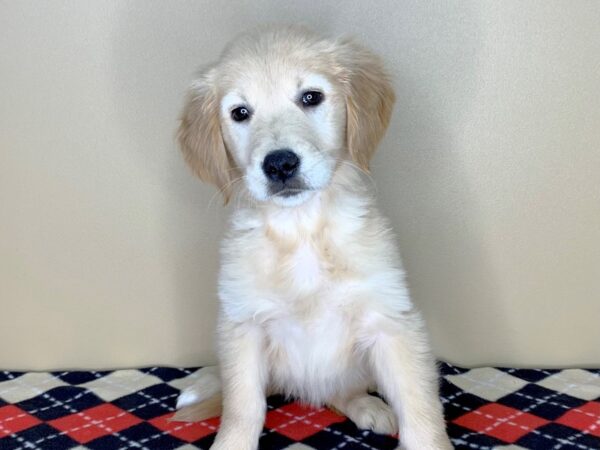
[220,198,377,402]
[223,196,368,308]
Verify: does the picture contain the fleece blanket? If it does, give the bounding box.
[0,363,598,449]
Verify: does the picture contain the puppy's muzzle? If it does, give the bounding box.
[262,149,307,197]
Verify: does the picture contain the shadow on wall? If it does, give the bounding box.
[369,4,515,364]
[107,1,512,366]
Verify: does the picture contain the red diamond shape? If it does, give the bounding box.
[265,402,345,440]
[556,401,600,438]
[454,403,549,443]
[0,405,42,435]
[150,412,220,442]
[48,403,142,443]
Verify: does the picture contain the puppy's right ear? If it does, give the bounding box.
[178,68,235,202]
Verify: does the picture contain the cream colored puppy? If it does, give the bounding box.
[175,26,452,450]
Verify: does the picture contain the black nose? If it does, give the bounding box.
[262,150,300,182]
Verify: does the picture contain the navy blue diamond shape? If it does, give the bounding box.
[330,419,398,449]
[442,380,490,422]
[0,371,25,383]
[497,383,587,420]
[568,430,600,449]
[112,383,179,420]
[86,434,130,449]
[52,370,111,385]
[499,368,559,383]
[440,362,470,376]
[258,428,296,449]
[118,422,186,450]
[17,386,104,421]
[301,426,353,449]
[446,422,507,448]
[440,376,463,398]
[140,367,200,382]
[357,431,399,449]
[0,436,21,450]
[7,423,79,450]
[266,394,291,410]
[515,422,597,449]
[193,432,216,449]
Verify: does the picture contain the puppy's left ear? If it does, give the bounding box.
[336,39,396,170]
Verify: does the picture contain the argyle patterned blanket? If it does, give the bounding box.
[0,364,598,450]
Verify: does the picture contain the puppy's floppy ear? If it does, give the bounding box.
[178,68,235,202]
[336,39,395,171]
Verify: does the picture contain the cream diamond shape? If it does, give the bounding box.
[447,367,528,401]
[536,369,600,400]
[0,372,68,403]
[80,369,162,401]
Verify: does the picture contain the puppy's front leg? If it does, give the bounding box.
[369,310,452,450]
[211,319,267,450]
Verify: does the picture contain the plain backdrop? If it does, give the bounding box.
[1,1,599,370]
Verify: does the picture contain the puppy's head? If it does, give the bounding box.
[178,27,395,206]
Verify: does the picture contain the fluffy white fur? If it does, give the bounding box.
[175,26,452,450]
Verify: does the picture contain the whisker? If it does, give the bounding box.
[333,158,378,194]
[202,155,376,210]
[206,175,246,211]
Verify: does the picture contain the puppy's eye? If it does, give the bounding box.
[301,91,323,107]
[231,106,251,122]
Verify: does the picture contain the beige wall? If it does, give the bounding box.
[1,1,599,370]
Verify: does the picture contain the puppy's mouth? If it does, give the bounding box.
[268,179,309,198]
[276,188,307,198]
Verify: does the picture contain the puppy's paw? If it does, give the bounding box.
[346,395,398,435]
[175,366,221,410]
[176,386,202,409]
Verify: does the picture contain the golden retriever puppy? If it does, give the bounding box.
[175,26,452,450]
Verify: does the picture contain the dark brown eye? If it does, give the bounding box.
[231,106,250,122]
[301,91,323,107]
